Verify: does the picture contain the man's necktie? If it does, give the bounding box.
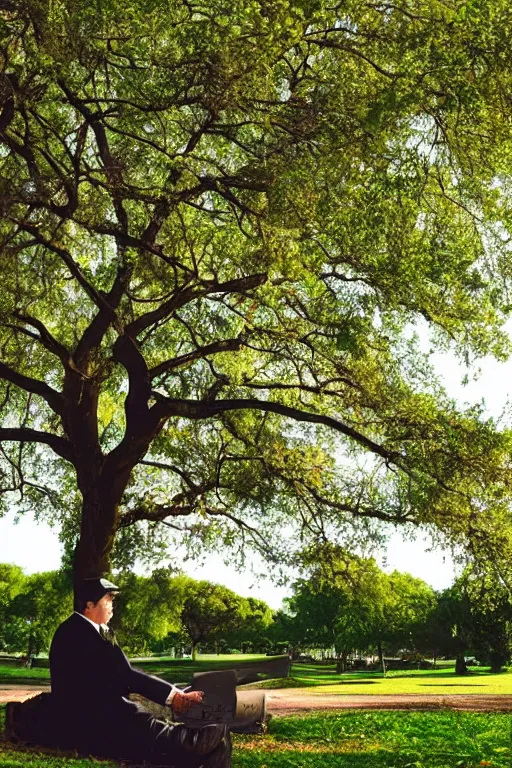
[99,625,116,645]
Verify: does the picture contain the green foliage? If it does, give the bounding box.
[0,564,26,651]
[180,580,250,658]
[1,569,72,655]
[285,548,436,663]
[436,568,512,672]
[107,569,192,654]
[0,563,275,658]
[222,596,274,653]
[1,0,512,578]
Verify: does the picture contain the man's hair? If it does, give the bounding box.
[74,593,99,614]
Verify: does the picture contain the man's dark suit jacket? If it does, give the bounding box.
[50,612,173,728]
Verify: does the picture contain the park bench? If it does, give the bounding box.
[0,654,30,668]
[232,654,290,684]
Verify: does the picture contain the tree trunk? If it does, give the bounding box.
[72,444,133,586]
[62,378,142,589]
[191,641,199,661]
[26,632,36,660]
[378,640,386,676]
[73,485,120,585]
[336,649,347,673]
[455,653,468,675]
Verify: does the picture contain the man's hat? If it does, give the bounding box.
[76,577,120,605]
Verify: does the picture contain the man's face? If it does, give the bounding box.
[84,593,115,625]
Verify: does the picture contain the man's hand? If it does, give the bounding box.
[171,690,204,716]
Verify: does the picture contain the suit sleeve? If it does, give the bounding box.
[118,651,175,706]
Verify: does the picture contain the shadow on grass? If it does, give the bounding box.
[418,683,486,688]
[334,680,378,686]
[296,671,495,684]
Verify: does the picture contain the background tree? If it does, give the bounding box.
[452,569,512,673]
[288,550,390,669]
[287,579,346,656]
[380,571,437,656]
[110,569,191,655]
[414,593,457,664]
[265,608,302,658]
[433,584,473,675]
[180,581,249,660]
[288,548,438,672]
[8,570,72,657]
[0,563,27,652]
[1,0,512,587]
[223,597,274,654]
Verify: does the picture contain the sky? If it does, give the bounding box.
[0,322,509,609]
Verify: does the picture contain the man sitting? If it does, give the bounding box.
[47,577,231,766]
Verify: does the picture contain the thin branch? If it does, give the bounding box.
[13,312,73,367]
[139,458,198,487]
[15,223,118,322]
[126,272,267,338]
[150,338,243,379]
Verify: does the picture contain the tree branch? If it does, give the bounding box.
[12,312,73,367]
[150,338,243,379]
[306,37,396,79]
[125,272,267,338]
[15,223,119,322]
[0,428,74,462]
[112,334,152,430]
[150,396,401,466]
[0,361,64,414]
[298,480,415,524]
[74,263,132,366]
[139,458,199,487]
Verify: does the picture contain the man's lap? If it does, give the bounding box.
[89,708,231,767]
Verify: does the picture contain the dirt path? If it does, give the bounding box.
[2,685,512,714]
[265,690,512,715]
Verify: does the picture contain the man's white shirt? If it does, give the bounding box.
[74,612,179,705]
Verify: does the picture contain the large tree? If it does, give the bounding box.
[1,0,512,584]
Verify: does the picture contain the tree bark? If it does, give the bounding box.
[455,653,468,675]
[378,640,386,675]
[336,650,347,673]
[73,461,137,586]
[489,652,503,674]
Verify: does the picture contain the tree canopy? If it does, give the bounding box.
[1,0,512,581]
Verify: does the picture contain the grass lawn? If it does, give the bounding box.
[234,710,512,767]
[0,665,51,683]
[247,664,512,696]
[1,706,511,767]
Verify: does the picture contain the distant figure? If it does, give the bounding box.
[49,578,231,766]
